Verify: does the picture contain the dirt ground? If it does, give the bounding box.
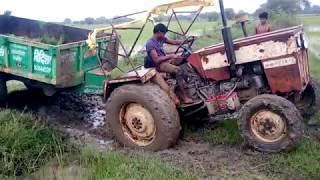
[6,89,317,179]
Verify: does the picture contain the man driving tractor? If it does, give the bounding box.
[145,23,193,104]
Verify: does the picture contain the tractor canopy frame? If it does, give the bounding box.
[86,0,215,77]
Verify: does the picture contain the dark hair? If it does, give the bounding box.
[153,23,168,34]
[259,12,269,19]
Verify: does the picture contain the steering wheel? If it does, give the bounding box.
[174,36,196,57]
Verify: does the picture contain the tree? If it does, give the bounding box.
[95,16,107,24]
[63,18,72,24]
[265,0,311,14]
[300,0,311,9]
[301,5,320,14]
[224,8,235,20]
[84,17,95,25]
[4,10,12,16]
[199,12,220,22]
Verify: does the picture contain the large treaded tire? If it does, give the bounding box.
[296,78,320,118]
[0,78,7,103]
[239,95,303,153]
[105,84,181,151]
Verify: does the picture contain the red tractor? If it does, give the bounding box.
[93,0,319,152]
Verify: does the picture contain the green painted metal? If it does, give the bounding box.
[0,16,116,95]
[82,68,111,95]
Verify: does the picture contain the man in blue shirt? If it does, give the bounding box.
[145,23,193,104]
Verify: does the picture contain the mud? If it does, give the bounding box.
[155,141,268,179]
[6,89,112,148]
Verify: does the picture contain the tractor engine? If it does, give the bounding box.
[179,63,267,115]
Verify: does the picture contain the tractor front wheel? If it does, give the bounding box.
[239,95,303,153]
[105,84,181,151]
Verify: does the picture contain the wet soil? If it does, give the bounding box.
[6,89,319,179]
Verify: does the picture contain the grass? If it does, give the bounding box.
[6,81,26,94]
[0,110,68,178]
[80,149,197,180]
[299,15,320,26]
[185,121,241,145]
[0,109,196,179]
[266,138,320,179]
[309,53,320,80]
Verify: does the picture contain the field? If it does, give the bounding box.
[0,16,320,179]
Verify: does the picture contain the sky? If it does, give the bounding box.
[1,0,320,22]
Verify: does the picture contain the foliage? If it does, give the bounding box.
[0,110,68,178]
[3,10,12,16]
[84,17,95,25]
[302,5,320,14]
[254,0,313,15]
[80,149,198,180]
[270,13,300,29]
[63,18,72,24]
[265,138,320,179]
[225,8,236,20]
[185,121,241,145]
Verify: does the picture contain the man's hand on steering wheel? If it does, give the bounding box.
[174,36,196,57]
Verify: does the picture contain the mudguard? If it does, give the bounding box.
[104,68,157,100]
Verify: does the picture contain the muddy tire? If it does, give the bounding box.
[0,78,7,103]
[295,79,320,118]
[105,84,181,151]
[239,95,303,153]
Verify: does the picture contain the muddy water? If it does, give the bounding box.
[6,89,113,150]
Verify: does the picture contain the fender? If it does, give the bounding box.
[104,68,157,100]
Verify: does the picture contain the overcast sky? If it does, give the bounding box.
[1,0,320,22]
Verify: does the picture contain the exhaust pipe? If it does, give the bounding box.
[219,0,237,77]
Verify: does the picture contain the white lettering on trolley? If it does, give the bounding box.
[34,65,51,73]
[263,58,297,69]
[34,49,52,65]
[33,49,52,73]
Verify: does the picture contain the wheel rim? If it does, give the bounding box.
[120,103,156,146]
[250,110,287,143]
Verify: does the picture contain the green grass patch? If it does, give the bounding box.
[265,138,320,180]
[310,52,320,80]
[0,110,68,178]
[299,15,320,26]
[80,148,198,180]
[6,81,26,94]
[186,121,241,145]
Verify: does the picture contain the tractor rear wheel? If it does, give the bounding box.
[294,79,320,119]
[106,84,181,151]
[239,95,303,153]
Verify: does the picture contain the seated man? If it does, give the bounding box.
[256,12,271,35]
[145,23,193,104]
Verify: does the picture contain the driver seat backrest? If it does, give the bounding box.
[144,56,156,68]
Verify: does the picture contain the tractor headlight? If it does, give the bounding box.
[296,33,309,49]
[296,36,302,48]
[300,33,309,49]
